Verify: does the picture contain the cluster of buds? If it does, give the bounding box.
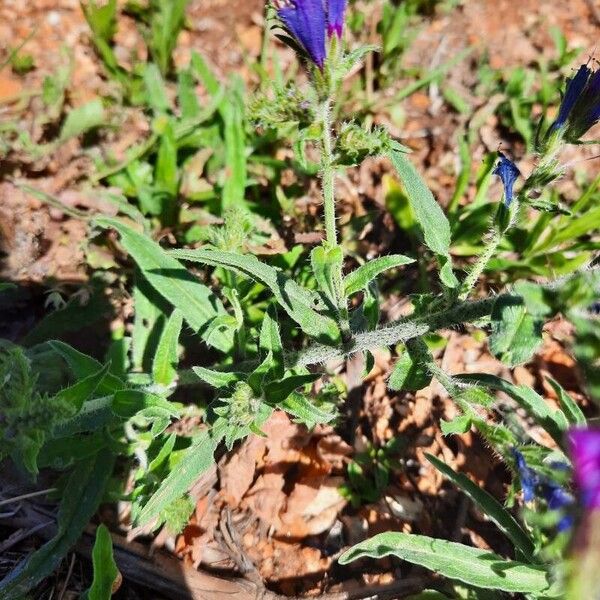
[273,0,347,69]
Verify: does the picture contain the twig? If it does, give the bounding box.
[0,488,56,508]
[57,553,76,600]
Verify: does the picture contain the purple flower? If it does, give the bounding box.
[275,0,347,68]
[326,0,346,38]
[551,64,591,130]
[276,0,327,68]
[569,428,600,510]
[493,152,521,207]
[550,64,600,142]
[513,449,574,531]
[513,449,539,502]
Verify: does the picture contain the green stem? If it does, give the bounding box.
[320,101,337,248]
[319,99,351,341]
[459,198,522,299]
[459,227,502,299]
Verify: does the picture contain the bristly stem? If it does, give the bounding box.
[320,100,338,248]
[319,97,352,341]
[459,198,521,299]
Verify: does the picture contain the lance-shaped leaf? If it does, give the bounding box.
[152,309,183,386]
[280,391,338,428]
[344,254,414,297]
[95,217,232,352]
[389,148,456,287]
[84,524,120,600]
[170,248,340,344]
[260,305,284,380]
[311,245,343,305]
[339,532,552,594]
[137,430,216,526]
[426,454,535,560]
[264,373,320,404]
[191,366,244,388]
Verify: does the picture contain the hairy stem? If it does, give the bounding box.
[320,101,338,248]
[287,295,502,368]
[319,100,351,341]
[459,198,522,299]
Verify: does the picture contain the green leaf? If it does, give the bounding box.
[344,254,414,297]
[137,430,216,526]
[53,362,111,411]
[388,347,432,392]
[426,454,535,560]
[489,296,543,366]
[280,391,337,428]
[177,68,201,120]
[440,415,471,435]
[152,309,183,386]
[143,63,170,113]
[389,149,454,285]
[456,373,568,448]
[264,373,320,404]
[49,340,124,395]
[190,50,220,96]
[221,76,246,210]
[338,532,551,593]
[131,270,169,371]
[155,119,178,196]
[311,245,343,305]
[335,44,379,80]
[388,337,433,392]
[81,0,117,41]
[170,248,340,344]
[95,217,233,352]
[546,377,586,426]
[259,305,284,379]
[84,524,120,600]
[59,99,105,143]
[111,390,179,419]
[191,365,244,388]
[0,452,114,599]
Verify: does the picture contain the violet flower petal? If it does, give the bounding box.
[278,0,327,68]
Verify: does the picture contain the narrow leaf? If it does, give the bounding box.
[338,532,551,593]
[111,390,179,419]
[191,365,243,388]
[281,391,337,428]
[264,373,320,404]
[170,248,340,344]
[85,524,120,600]
[546,377,586,426]
[49,340,124,395]
[344,254,414,296]
[426,454,535,560]
[152,309,183,386]
[59,98,104,142]
[95,217,233,352]
[137,430,215,526]
[53,362,110,411]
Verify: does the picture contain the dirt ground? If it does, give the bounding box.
[0,0,598,597]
